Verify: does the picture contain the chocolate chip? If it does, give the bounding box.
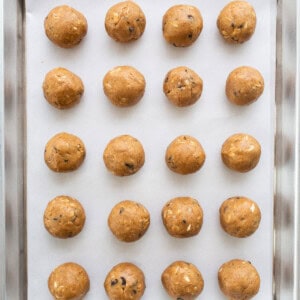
[64,159,69,163]
[120,276,126,285]
[238,24,244,29]
[188,33,193,39]
[182,219,187,224]
[111,279,118,286]
[187,14,194,20]
[129,27,134,33]
[133,289,137,294]
[125,163,134,170]
[119,207,125,214]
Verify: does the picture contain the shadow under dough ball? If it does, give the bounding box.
[163,5,203,47]
[161,261,204,299]
[108,200,150,242]
[103,66,145,107]
[162,197,203,238]
[43,67,84,109]
[217,1,256,44]
[221,133,261,172]
[103,135,145,176]
[44,5,87,48]
[163,66,203,107]
[43,195,86,239]
[165,135,206,175]
[105,1,146,43]
[219,196,261,238]
[104,262,146,300]
[226,66,264,105]
[44,132,86,172]
[218,259,260,299]
[48,262,90,300]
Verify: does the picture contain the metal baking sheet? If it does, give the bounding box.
[1,0,299,299]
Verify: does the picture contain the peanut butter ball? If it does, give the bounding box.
[217,1,256,44]
[103,135,145,176]
[162,197,203,238]
[105,1,146,43]
[43,67,84,109]
[165,135,206,175]
[43,195,86,238]
[104,262,146,300]
[226,66,264,105]
[163,5,203,47]
[219,196,261,238]
[163,66,203,107]
[221,133,261,172]
[218,259,260,299]
[108,200,150,242]
[162,261,204,299]
[103,66,145,107]
[44,5,87,48]
[44,132,86,172]
[48,262,90,300]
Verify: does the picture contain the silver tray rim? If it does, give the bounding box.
[0,0,299,299]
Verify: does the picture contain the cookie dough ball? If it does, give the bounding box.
[103,66,145,107]
[43,195,86,238]
[162,197,203,238]
[165,135,206,175]
[218,259,260,299]
[161,261,204,299]
[226,66,264,105]
[103,135,145,176]
[48,262,90,300]
[43,68,84,109]
[217,1,256,44]
[44,132,86,172]
[221,133,261,172]
[108,200,150,242]
[163,66,203,107]
[105,1,146,43]
[104,262,145,300]
[44,5,87,48]
[219,197,261,238]
[162,5,203,47]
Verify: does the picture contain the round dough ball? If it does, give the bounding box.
[44,5,87,48]
[221,133,261,172]
[161,261,204,299]
[48,262,90,300]
[108,200,150,242]
[104,262,145,300]
[226,66,264,105]
[44,132,86,172]
[105,1,146,43]
[162,197,203,238]
[163,5,203,47]
[218,259,260,299]
[103,135,145,176]
[163,66,203,107]
[165,135,206,175]
[219,197,261,238]
[43,67,84,109]
[43,195,86,238]
[217,1,256,44]
[103,66,145,107]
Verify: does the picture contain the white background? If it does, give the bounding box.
[26,0,276,298]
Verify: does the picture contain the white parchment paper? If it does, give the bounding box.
[26,0,276,298]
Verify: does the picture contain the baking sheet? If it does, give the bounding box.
[26,0,276,298]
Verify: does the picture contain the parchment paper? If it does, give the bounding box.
[26,0,276,298]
